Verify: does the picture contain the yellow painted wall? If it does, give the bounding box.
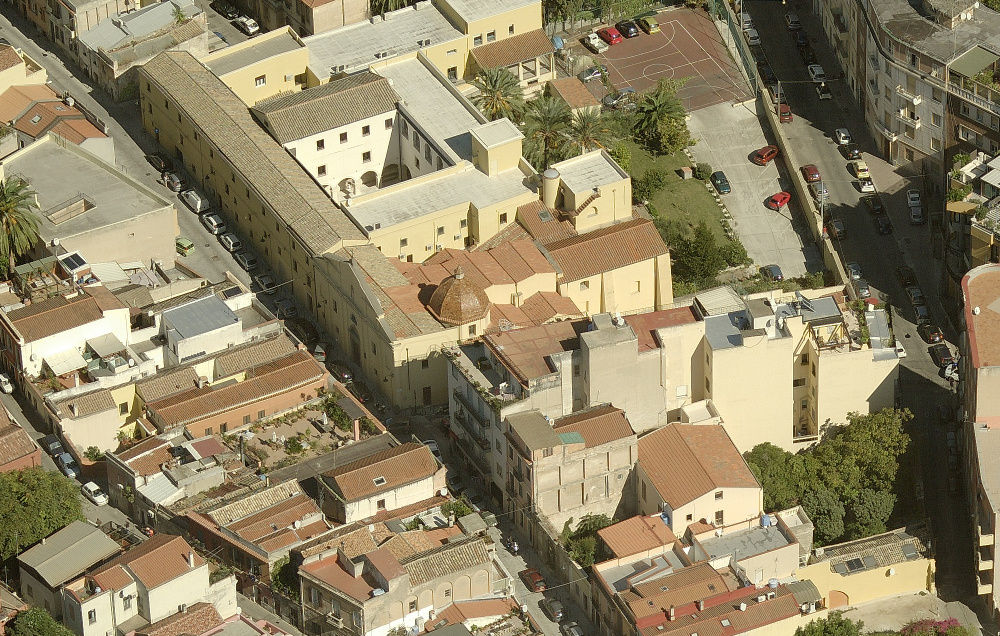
[203,29,309,105]
[559,258,665,317]
[797,558,935,607]
[369,201,472,262]
[815,347,898,428]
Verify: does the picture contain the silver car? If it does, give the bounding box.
[561,622,585,636]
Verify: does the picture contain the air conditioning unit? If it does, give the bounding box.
[756,595,767,603]
[435,243,443,250]
[399,254,407,260]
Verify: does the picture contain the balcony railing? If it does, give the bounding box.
[951,81,1000,118]
[895,84,922,105]
[454,411,490,451]
[873,119,898,141]
[977,571,993,595]
[869,54,879,71]
[452,390,490,427]
[895,109,921,128]
[979,521,995,547]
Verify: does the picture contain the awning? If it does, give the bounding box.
[786,579,823,605]
[983,168,1000,188]
[951,45,999,78]
[45,349,88,376]
[87,333,126,359]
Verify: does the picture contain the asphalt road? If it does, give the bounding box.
[748,0,979,613]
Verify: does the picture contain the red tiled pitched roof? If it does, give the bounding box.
[597,515,678,559]
[545,219,669,282]
[553,405,634,448]
[470,29,555,70]
[327,442,436,502]
[138,602,223,636]
[91,534,203,591]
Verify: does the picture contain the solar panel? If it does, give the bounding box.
[60,252,87,271]
[845,558,865,572]
[862,555,878,569]
[833,563,848,575]
[901,544,919,560]
[222,286,241,299]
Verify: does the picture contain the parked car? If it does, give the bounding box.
[846,262,863,280]
[895,340,907,358]
[809,181,829,201]
[910,206,925,225]
[875,215,893,234]
[615,20,639,37]
[807,64,826,82]
[766,191,791,210]
[938,404,955,425]
[710,171,731,195]
[785,12,801,29]
[914,304,931,325]
[253,273,276,294]
[234,251,259,271]
[602,87,636,109]
[81,482,108,506]
[326,360,353,383]
[179,188,211,213]
[744,28,760,45]
[761,264,784,281]
[219,232,242,252]
[750,46,767,66]
[907,189,922,207]
[312,342,328,362]
[896,266,917,287]
[57,453,81,479]
[637,16,660,33]
[853,160,870,178]
[164,172,185,192]
[0,374,12,394]
[906,286,926,306]
[275,297,298,319]
[175,237,195,256]
[753,145,780,165]
[561,622,586,636]
[423,439,443,463]
[919,324,945,343]
[446,469,466,494]
[800,164,821,182]
[834,128,852,144]
[598,26,623,45]
[758,64,776,83]
[542,598,565,621]
[830,218,846,239]
[348,381,373,403]
[146,153,173,172]
[210,1,239,19]
[863,194,885,214]
[858,178,875,193]
[742,13,753,29]
[233,16,259,36]
[578,64,608,82]
[520,568,546,592]
[779,103,793,122]
[794,30,808,47]
[855,278,871,298]
[930,343,955,368]
[41,435,64,457]
[582,32,609,54]
[815,83,832,100]
[844,144,862,160]
[200,212,226,235]
[800,45,818,64]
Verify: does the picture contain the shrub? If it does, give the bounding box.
[285,436,304,454]
[694,162,713,180]
[84,446,104,461]
[719,239,751,268]
[948,184,972,202]
[609,142,631,173]
[442,497,473,519]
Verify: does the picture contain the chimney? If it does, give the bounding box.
[696,599,705,611]
[668,606,675,621]
[187,551,194,568]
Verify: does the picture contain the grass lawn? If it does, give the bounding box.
[627,141,728,242]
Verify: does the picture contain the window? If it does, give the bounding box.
[317,165,327,176]
[425,145,432,161]
[444,589,452,597]
[409,601,417,613]
[316,139,325,150]
[413,134,421,150]
[468,324,477,336]
[499,212,508,223]
[931,137,941,151]
[362,125,370,136]
[372,343,377,355]
[460,219,467,228]
[800,353,808,365]
[705,378,711,391]
[421,359,429,369]
[243,414,251,425]
[932,113,942,127]
[715,491,724,500]
[635,280,641,292]
[474,34,483,46]
[715,510,724,525]
[255,75,266,86]
[415,157,420,169]
[686,513,693,521]
[437,226,445,236]
[377,499,386,510]
[400,238,408,247]
[811,362,816,376]
[580,281,589,290]
[363,151,371,163]
[123,596,132,610]
[88,610,97,625]
[932,87,943,102]
[437,156,444,170]
[641,481,647,500]
[119,402,128,415]
[402,120,409,135]
[487,30,496,42]
[884,86,891,100]
[447,48,457,55]
[448,66,458,81]
[258,410,265,419]
[205,427,212,436]
[385,117,393,129]
[793,378,806,387]
[509,24,515,35]
[310,587,319,605]
[340,132,348,143]
[573,365,580,377]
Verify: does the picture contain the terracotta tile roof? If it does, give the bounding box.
[53,389,116,420]
[515,200,577,244]
[0,84,58,123]
[138,602,223,636]
[636,584,799,636]
[0,408,37,468]
[205,479,304,525]
[6,291,107,343]
[470,29,555,70]
[483,319,589,385]
[548,77,601,110]
[412,239,555,289]
[553,404,634,448]
[398,537,491,586]
[379,526,463,561]
[142,52,364,255]
[327,442,436,502]
[50,118,106,144]
[472,219,532,251]
[963,264,1000,369]
[427,598,519,631]
[597,515,678,558]
[624,307,700,352]
[545,219,669,283]
[214,334,299,377]
[227,493,324,542]
[252,72,399,144]
[85,285,127,312]
[619,563,729,613]
[91,534,203,590]
[520,292,581,323]
[300,554,377,602]
[113,436,173,477]
[637,424,759,509]
[136,367,200,403]
[258,517,331,552]
[366,547,406,581]
[91,564,133,592]
[148,351,325,428]
[0,45,21,72]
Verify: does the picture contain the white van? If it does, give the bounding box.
[200,212,226,235]
[180,188,210,213]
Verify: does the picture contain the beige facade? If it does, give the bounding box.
[0,45,47,94]
[47,0,150,63]
[285,0,368,37]
[636,464,762,531]
[202,28,309,105]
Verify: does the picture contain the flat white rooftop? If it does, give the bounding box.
[554,151,627,194]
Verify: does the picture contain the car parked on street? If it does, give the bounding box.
[919,324,944,343]
[598,26,623,45]
[910,206,925,225]
[179,188,211,213]
[200,213,226,235]
[785,12,801,28]
[834,128,852,144]
[423,439,443,464]
[145,153,173,172]
[930,343,955,368]
[175,237,195,256]
[906,286,926,306]
[561,622,586,636]
[637,16,660,33]
[615,20,639,37]
[830,218,845,239]
[219,232,242,252]
[844,144,862,160]
[800,164,821,182]
[0,374,12,394]
[520,569,546,592]
[327,360,353,383]
[164,172,185,192]
[907,189,922,207]
[81,482,108,506]
[753,145,780,165]
[809,181,829,201]
[744,28,760,45]
[41,435,64,457]
[855,278,871,298]
[542,598,565,621]
[863,194,885,214]
[276,297,298,319]
[858,178,875,193]
[210,1,239,19]
[761,264,784,281]
[57,453,81,479]
[915,304,931,325]
[582,32,609,54]
[710,171,731,195]
[876,215,893,234]
[253,273,276,294]
[846,262,863,280]
[233,16,259,36]
[234,251,259,271]
[348,381,373,404]
[897,266,916,286]
[816,83,832,100]
[807,64,826,82]
[766,191,790,210]
[853,160,870,178]
[794,30,808,47]
[779,103,793,122]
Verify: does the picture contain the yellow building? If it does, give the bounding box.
[200,28,310,105]
[0,43,47,95]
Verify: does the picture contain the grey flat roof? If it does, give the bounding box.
[471,119,523,149]
[704,314,743,350]
[873,0,1000,64]
[599,552,686,593]
[303,4,463,78]
[555,151,626,194]
[507,410,561,451]
[699,525,792,560]
[443,0,537,24]
[163,294,239,339]
[799,295,841,326]
[377,57,481,162]
[3,138,172,243]
[79,0,197,51]
[347,162,534,232]
[205,30,303,76]
[18,520,121,587]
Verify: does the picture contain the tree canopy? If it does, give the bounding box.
[0,467,83,561]
[0,178,41,275]
[795,612,863,636]
[7,608,76,636]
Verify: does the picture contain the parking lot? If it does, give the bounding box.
[596,8,750,110]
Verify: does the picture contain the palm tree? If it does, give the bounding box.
[522,95,571,170]
[566,109,613,156]
[171,4,186,24]
[370,0,411,16]
[0,178,40,274]
[471,68,525,122]
[635,79,686,141]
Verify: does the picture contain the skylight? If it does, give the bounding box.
[373,476,387,486]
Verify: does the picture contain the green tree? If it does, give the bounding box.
[846,488,895,539]
[471,68,525,122]
[832,409,911,493]
[270,556,301,601]
[671,221,725,283]
[171,4,186,23]
[744,443,805,511]
[801,487,845,544]
[653,114,694,154]
[0,467,83,560]
[0,178,41,274]
[609,142,631,173]
[566,109,613,155]
[568,534,597,566]
[7,607,75,636]
[442,497,472,519]
[634,78,686,144]
[522,95,571,170]
[795,612,863,636]
[572,513,613,537]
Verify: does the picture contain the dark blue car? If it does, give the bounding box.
[710,171,731,195]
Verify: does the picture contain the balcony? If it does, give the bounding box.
[895,84,922,105]
[452,389,490,428]
[869,54,880,72]
[446,342,524,414]
[978,571,993,595]
[873,119,898,141]
[979,521,995,547]
[895,109,921,128]
[978,548,993,572]
[454,410,490,451]
[950,74,1000,118]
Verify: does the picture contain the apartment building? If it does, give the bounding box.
[0,85,112,161]
[45,0,149,63]
[503,405,637,537]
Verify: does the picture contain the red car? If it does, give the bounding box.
[598,27,623,45]
[519,568,546,592]
[752,145,780,166]
[779,104,792,122]
[800,164,821,182]
[766,192,791,210]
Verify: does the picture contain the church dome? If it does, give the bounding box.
[428,266,490,326]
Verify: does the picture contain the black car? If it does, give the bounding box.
[40,434,64,457]
[615,20,640,37]
[800,45,817,64]
[348,381,373,404]
[146,153,173,172]
[876,215,893,234]
[758,64,776,83]
[919,324,945,343]
[761,264,784,281]
[862,194,885,214]
[327,360,353,383]
[211,1,239,19]
[794,30,808,47]
[750,46,767,66]
[930,343,955,368]
[844,144,862,160]
[710,171,731,195]
[896,266,917,287]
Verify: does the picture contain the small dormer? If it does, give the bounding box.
[470,119,523,176]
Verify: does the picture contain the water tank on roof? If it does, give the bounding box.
[768,578,779,588]
[760,515,772,527]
